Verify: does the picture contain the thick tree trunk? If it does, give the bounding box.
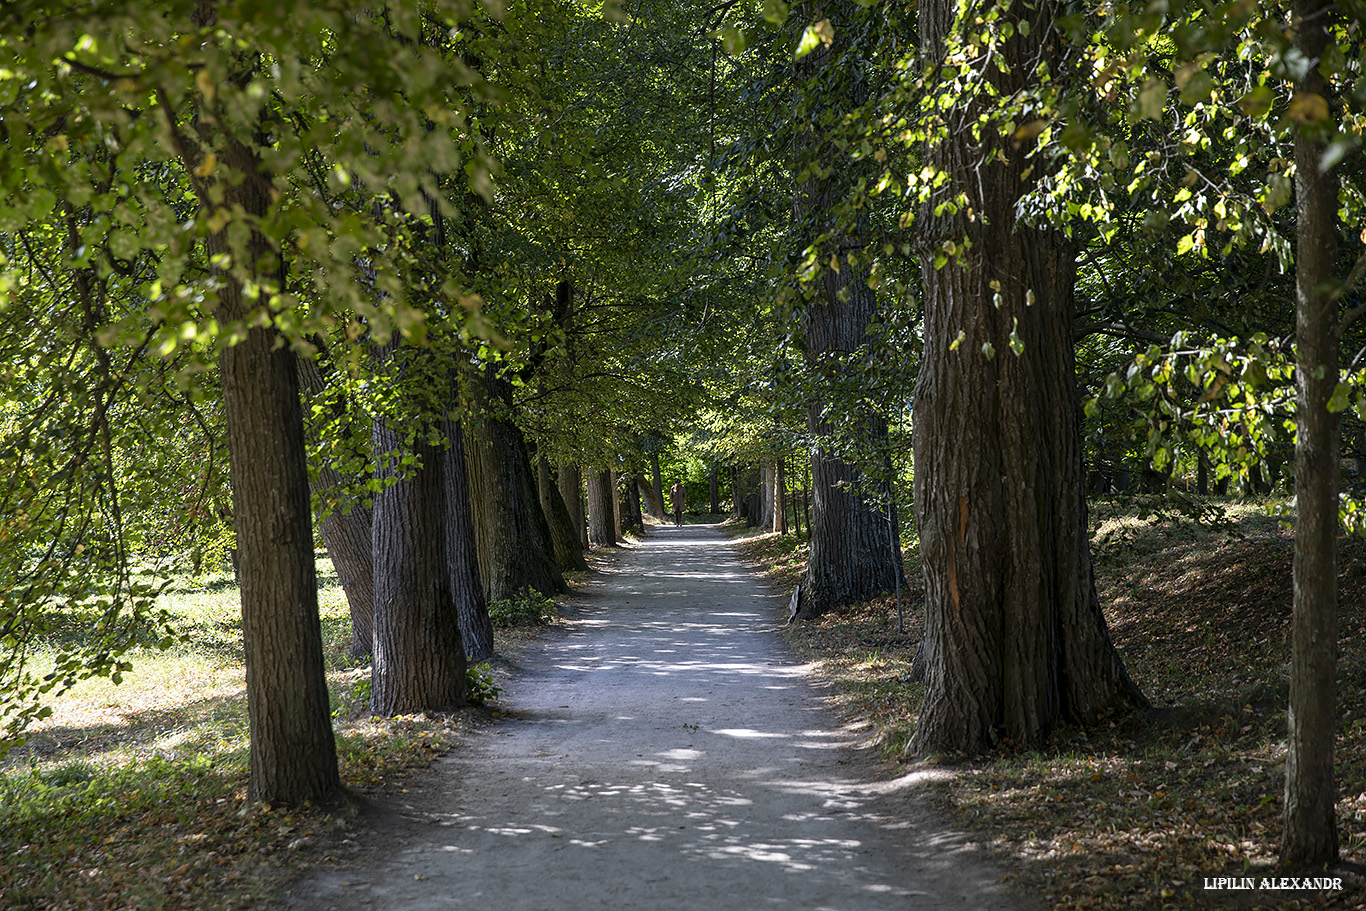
[909,0,1146,755]
[537,455,589,572]
[650,453,666,520]
[297,353,374,659]
[442,419,494,664]
[638,477,665,521]
[371,411,466,715]
[758,460,775,531]
[559,462,588,549]
[1283,0,1340,866]
[463,376,565,603]
[208,141,337,805]
[791,1,904,618]
[587,468,617,546]
[622,472,644,533]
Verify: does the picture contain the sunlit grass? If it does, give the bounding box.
[0,552,492,911]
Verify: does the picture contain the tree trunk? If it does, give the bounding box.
[638,477,665,521]
[463,375,565,603]
[709,463,720,515]
[297,352,374,659]
[559,462,588,549]
[622,472,644,533]
[371,410,467,715]
[610,470,623,541]
[791,1,904,618]
[758,460,774,531]
[730,465,742,519]
[773,458,788,535]
[909,0,1146,755]
[208,140,337,805]
[587,468,617,546]
[650,452,666,520]
[1282,0,1340,866]
[443,419,494,664]
[537,455,589,572]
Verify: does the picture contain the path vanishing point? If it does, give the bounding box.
[289,523,1034,911]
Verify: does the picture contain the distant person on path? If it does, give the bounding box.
[671,481,685,527]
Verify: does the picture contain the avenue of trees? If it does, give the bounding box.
[1,0,1364,869]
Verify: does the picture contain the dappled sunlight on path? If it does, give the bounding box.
[290,523,1029,911]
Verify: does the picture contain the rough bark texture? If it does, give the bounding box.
[758,461,775,531]
[297,353,374,659]
[638,477,665,521]
[371,416,467,715]
[650,453,666,520]
[463,391,565,604]
[610,470,623,541]
[909,0,1146,755]
[209,142,338,804]
[622,473,644,532]
[537,456,590,573]
[1282,0,1340,866]
[791,1,904,618]
[442,419,494,664]
[587,468,617,546]
[559,462,588,549]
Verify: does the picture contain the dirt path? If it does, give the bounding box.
[289,524,1032,911]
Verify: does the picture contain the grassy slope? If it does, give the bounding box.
[734,503,1366,911]
[0,558,567,911]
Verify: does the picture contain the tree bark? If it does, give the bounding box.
[638,477,665,521]
[622,472,644,533]
[1282,0,1340,866]
[442,419,494,664]
[559,461,588,549]
[371,408,466,716]
[650,452,666,520]
[773,458,788,535]
[909,0,1146,755]
[207,138,338,805]
[791,0,904,618]
[537,455,589,572]
[587,468,617,546]
[463,375,565,603]
[297,352,374,659]
[709,463,720,515]
[729,465,742,520]
[758,460,775,530]
[610,469,623,541]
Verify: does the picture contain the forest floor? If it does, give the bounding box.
[735,499,1366,911]
[0,559,563,911]
[285,522,1033,911]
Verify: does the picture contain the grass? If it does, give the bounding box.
[0,554,557,911]
[732,501,1366,910]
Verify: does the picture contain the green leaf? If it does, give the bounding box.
[1137,79,1166,120]
[762,0,789,27]
[795,24,823,58]
[1327,382,1352,413]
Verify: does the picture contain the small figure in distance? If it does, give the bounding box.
[671,480,685,527]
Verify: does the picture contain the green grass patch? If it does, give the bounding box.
[0,553,526,911]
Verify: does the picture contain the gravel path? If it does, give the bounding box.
[289,523,1032,911]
